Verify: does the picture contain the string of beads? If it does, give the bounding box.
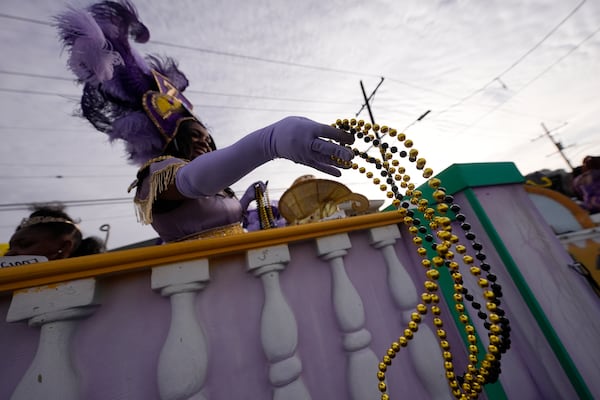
[255,183,277,230]
[332,118,511,400]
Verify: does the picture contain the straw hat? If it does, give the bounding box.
[278,176,369,225]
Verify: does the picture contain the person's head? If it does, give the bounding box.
[582,156,600,171]
[6,205,104,260]
[163,119,216,160]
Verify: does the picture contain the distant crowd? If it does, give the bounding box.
[525,155,600,215]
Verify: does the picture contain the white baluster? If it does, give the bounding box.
[316,234,380,400]
[369,224,449,399]
[6,278,98,400]
[247,245,311,400]
[151,259,210,400]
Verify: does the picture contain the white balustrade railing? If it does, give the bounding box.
[2,226,456,400]
[247,244,311,400]
[151,259,211,400]
[5,221,556,399]
[316,233,380,400]
[369,225,450,399]
[6,278,99,400]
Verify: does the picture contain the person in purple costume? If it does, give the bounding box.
[573,156,600,214]
[55,1,354,242]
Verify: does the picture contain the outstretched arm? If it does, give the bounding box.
[175,116,355,198]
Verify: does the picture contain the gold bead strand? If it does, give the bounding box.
[351,122,403,201]
[264,185,277,227]
[255,184,276,229]
[333,118,510,399]
[431,216,489,395]
[402,210,467,398]
[378,212,439,399]
[416,210,497,397]
[452,203,512,382]
[351,145,401,200]
[410,184,489,398]
[429,190,511,389]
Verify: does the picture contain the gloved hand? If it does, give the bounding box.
[176,116,355,198]
[239,181,267,211]
[264,116,355,176]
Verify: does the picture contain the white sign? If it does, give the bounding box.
[0,255,49,268]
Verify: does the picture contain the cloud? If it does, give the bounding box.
[1,0,599,247]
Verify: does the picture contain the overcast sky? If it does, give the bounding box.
[1,0,599,249]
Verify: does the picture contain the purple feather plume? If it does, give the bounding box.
[112,111,164,165]
[55,8,123,85]
[56,1,196,165]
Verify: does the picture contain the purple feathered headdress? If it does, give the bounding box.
[55,0,196,165]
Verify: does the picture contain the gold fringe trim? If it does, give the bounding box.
[169,223,244,242]
[134,161,186,225]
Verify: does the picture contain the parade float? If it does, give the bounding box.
[1,118,599,400]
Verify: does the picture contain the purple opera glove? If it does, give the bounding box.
[176,116,354,198]
[266,116,355,176]
[239,181,267,211]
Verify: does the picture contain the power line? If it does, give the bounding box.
[6,7,575,126]
[433,0,588,118]
[0,87,74,97]
[150,40,443,96]
[0,197,134,211]
[507,24,600,96]
[0,162,129,167]
[1,11,348,78]
[0,13,51,26]
[1,8,596,166]
[0,69,71,81]
[356,84,567,124]
[0,86,346,115]
[0,12,455,100]
[0,126,87,132]
[0,174,132,180]
[494,0,587,79]
[0,68,517,122]
[451,22,600,136]
[0,69,355,106]
[384,77,458,100]
[186,89,354,105]
[150,39,378,78]
[194,103,340,114]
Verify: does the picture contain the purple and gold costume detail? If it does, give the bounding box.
[55,0,195,165]
[574,164,600,214]
[132,157,243,242]
[142,70,197,143]
[56,1,355,243]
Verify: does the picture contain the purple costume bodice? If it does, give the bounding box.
[574,169,600,214]
[134,157,243,242]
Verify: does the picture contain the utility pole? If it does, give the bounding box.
[539,122,574,171]
[355,77,403,198]
[356,77,385,127]
[358,77,431,153]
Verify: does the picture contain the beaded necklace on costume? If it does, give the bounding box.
[330,118,511,400]
[255,183,277,229]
